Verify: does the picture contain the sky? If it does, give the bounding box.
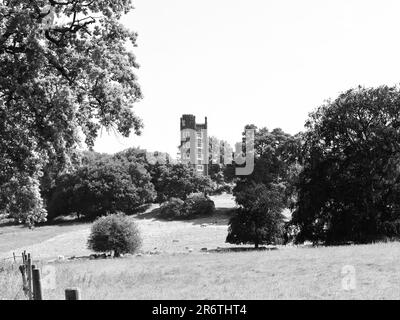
[93,0,400,157]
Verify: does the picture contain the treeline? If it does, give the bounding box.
[3,85,400,246]
[227,86,400,246]
[43,148,214,221]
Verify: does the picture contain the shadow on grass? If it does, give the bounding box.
[189,208,236,226]
[43,204,153,227]
[0,219,18,228]
[208,246,278,253]
[134,205,162,220]
[44,216,92,227]
[0,212,92,230]
[134,206,236,226]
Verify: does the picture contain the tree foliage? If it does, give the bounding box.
[291,86,400,244]
[234,125,302,197]
[159,198,186,220]
[226,183,286,248]
[183,193,215,217]
[226,125,301,247]
[0,0,142,224]
[149,163,213,203]
[159,193,215,220]
[47,155,155,220]
[208,136,231,186]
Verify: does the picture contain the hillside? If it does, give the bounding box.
[1,194,399,300]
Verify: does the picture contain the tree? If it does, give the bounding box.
[47,157,155,220]
[0,1,142,224]
[233,125,302,206]
[149,163,213,203]
[226,183,286,248]
[113,147,149,167]
[2,173,47,227]
[225,125,301,247]
[291,86,400,244]
[208,136,231,186]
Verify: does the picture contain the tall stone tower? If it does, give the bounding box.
[179,114,208,175]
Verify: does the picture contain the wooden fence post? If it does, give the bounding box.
[19,264,28,296]
[65,288,81,300]
[32,267,43,300]
[19,252,30,298]
[27,254,33,300]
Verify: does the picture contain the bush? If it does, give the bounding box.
[159,194,215,220]
[87,214,142,257]
[159,198,186,219]
[185,193,216,216]
[210,183,233,195]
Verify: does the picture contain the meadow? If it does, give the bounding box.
[1,194,399,300]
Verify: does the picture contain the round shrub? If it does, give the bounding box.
[185,193,216,217]
[159,198,186,219]
[159,194,216,220]
[87,213,142,257]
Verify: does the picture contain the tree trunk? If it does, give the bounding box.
[254,222,259,249]
[114,250,121,258]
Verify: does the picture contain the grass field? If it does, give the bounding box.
[0,194,237,261]
[2,242,400,300]
[1,194,400,300]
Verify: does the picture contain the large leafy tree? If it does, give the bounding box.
[225,125,301,247]
[291,86,400,244]
[149,163,213,203]
[233,125,302,204]
[0,0,142,224]
[226,183,286,248]
[47,156,156,220]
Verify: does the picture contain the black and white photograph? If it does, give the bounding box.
[1,0,400,306]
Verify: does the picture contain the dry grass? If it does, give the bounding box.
[0,194,237,260]
[0,262,26,300]
[1,194,400,300]
[44,242,400,300]
[2,242,400,300]
[0,221,91,258]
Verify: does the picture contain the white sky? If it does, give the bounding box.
[94,0,400,157]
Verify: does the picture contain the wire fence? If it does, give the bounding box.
[1,251,81,300]
[0,252,23,263]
